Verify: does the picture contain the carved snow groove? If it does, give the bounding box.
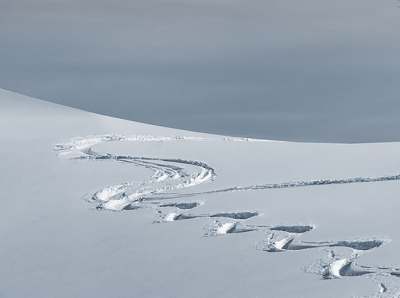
[56,134,400,211]
[308,251,400,283]
[204,222,315,238]
[253,222,400,296]
[55,135,400,297]
[205,221,258,236]
[54,135,400,211]
[159,211,260,223]
[270,225,314,233]
[63,147,216,211]
[209,211,259,220]
[170,174,400,200]
[260,238,386,252]
[258,230,400,297]
[159,202,201,210]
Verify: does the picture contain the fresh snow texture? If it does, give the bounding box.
[3,88,400,298]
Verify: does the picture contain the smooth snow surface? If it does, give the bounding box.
[3,88,400,297]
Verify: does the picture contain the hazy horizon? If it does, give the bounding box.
[1,0,399,142]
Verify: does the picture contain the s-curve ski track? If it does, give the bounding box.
[55,134,400,297]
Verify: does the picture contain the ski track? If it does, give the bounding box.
[55,134,400,297]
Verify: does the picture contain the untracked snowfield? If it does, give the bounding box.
[2,88,400,297]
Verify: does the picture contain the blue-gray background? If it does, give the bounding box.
[1,0,399,142]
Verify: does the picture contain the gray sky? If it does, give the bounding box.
[1,0,399,142]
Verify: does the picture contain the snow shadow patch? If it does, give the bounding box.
[270,225,314,234]
[159,202,200,210]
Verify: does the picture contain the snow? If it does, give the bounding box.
[217,223,235,235]
[273,238,291,250]
[2,88,400,297]
[164,212,178,222]
[330,259,348,278]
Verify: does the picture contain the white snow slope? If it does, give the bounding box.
[2,88,400,297]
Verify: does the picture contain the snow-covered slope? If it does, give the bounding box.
[2,88,400,297]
